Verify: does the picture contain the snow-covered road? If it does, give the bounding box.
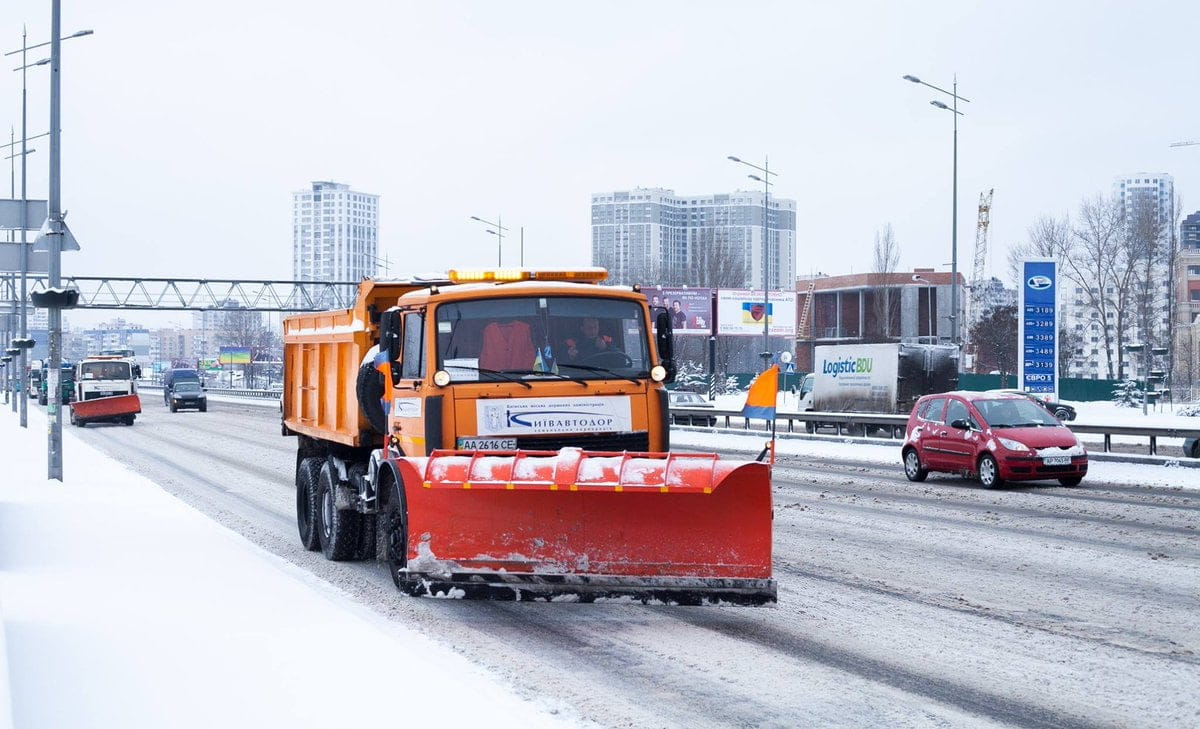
[12,394,1200,728]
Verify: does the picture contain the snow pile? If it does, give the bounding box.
[0,409,581,729]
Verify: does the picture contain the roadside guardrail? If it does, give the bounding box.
[669,407,1200,457]
[135,382,1199,458]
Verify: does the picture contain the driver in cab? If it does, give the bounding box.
[565,317,613,362]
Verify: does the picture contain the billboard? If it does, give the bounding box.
[716,289,797,337]
[811,343,900,412]
[1017,260,1058,399]
[218,346,251,365]
[642,287,712,335]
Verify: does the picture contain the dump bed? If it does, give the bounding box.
[282,279,439,447]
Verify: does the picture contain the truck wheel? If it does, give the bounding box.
[903,448,927,482]
[38,393,46,406]
[124,414,136,426]
[296,456,324,551]
[350,463,377,560]
[978,454,1004,489]
[355,362,388,435]
[380,467,409,590]
[316,461,362,561]
[69,411,78,426]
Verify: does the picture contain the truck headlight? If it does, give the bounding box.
[650,365,667,382]
[432,370,451,387]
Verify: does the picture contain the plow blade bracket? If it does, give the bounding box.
[391,448,776,605]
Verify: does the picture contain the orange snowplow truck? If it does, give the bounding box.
[282,268,775,604]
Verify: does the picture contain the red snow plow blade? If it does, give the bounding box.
[70,394,141,421]
[387,448,776,605]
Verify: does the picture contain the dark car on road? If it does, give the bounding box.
[668,390,718,426]
[1180,403,1200,458]
[903,391,1088,488]
[168,380,208,412]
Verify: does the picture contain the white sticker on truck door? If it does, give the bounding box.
[476,396,633,436]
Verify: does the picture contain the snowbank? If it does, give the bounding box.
[0,408,581,729]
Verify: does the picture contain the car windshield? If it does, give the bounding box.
[80,361,131,381]
[175,382,201,393]
[974,398,1061,428]
[435,296,650,382]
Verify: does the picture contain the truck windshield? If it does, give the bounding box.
[435,296,651,382]
[80,361,131,381]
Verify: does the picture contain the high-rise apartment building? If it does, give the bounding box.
[591,188,796,289]
[1064,173,1175,380]
[292,181,379,295]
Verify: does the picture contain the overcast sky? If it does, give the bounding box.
[4,0,1198,327]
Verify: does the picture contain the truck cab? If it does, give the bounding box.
[282,268,675,457]
[68,356,143,426]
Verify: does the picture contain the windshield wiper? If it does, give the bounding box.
[496,368,589,387]
[443,365,532,389]
[558,363,641,385]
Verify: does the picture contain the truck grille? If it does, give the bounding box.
[515,431,650,452]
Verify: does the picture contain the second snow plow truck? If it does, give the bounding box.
[282,268,775,604]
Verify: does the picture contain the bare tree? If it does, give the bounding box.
[868,224,900,340]
[1008,214,1070,285]
[1054,196,1130,379]
[215,306,274,387]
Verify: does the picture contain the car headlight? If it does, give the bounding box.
[997,437,1030,452]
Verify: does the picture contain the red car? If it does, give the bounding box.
[901,391,1088,488]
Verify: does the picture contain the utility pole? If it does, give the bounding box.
[46,0,64,480]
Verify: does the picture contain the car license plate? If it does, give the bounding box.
[456,437,518,451]
[1043,456,1070,466]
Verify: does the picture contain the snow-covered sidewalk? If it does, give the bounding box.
[0,407,581,729]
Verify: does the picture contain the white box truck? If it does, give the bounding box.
[798,343,960,434]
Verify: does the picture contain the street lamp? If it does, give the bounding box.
[4,22,92,437]
[470,215,508,267]
[903,73,969,346]
[728,154,777,372]
[912,274,935,342]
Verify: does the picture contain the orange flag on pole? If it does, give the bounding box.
[742,365,779,420]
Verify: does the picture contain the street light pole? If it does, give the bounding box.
[47,0,65,480]
[728,155,778,372]
[470,215,508,266]
[903,74,969,346]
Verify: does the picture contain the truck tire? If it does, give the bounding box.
[296,456,324,551]
[380,467,410,590]
[350,462,377,560]
[355,362,388,435]
[316,461,362,561]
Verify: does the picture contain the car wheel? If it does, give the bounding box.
[1054,407,1071,421]
[978,453,1004,489]
[1189,440,1200,459]
[1058,476,1082,487]
[903,448,928,482]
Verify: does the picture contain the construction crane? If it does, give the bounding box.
[966,189,994,371]
[1169,140,1199,148]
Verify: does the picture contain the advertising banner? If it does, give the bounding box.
[218,346,251,365]
[716,289,797,337]
[1017,260,1058,398]
[642,287,712,335]
[475,395,633,436]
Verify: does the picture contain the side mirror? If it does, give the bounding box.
[950,418,971,430]
[379,309,402,371]
[132,365,142,379]
[655,311,676,383]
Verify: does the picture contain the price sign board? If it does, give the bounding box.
[1018,260,1058,399]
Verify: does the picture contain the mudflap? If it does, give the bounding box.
[70,394,142,421]
[389,448,776,605]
